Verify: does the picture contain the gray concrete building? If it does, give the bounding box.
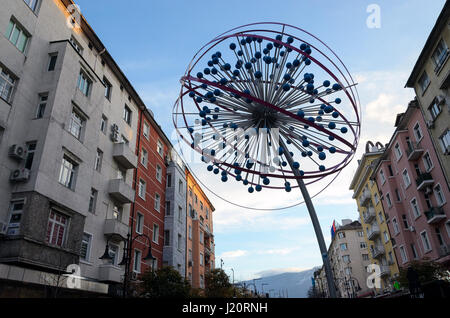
[0,0,150,296]
[162,151,187,277]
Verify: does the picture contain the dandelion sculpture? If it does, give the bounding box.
[173,23,361,298]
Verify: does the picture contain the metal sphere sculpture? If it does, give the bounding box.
[174,23,360,195]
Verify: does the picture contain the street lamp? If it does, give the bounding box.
[100,233,155,298]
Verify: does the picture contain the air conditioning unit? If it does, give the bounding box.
[10,168,31,182]
[8,144,26,161]
[131,271,138,281]
[426,120,435,129]
[408,226,415,232]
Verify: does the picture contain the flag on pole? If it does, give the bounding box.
[331,220,336,240]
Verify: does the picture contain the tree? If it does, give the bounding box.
[139,266,191,298]
[397,259,450,290]
[204,268,234,298]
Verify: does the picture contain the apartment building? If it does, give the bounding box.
[162,151,187,277]
[328,219,371,298]
[405,1,450,190]
[0,0,158,296]
[349,141,400,295]
[186,169,215,289]
[372,100,450,269]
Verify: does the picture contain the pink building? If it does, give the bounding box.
[372,99,450,269]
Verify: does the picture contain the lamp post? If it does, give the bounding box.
[100,233,155,298]
[230,268,235,284]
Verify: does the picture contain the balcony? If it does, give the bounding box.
[108,179,135,204]
[98,264,124,283]
[367,225,380,240]
[363,206,376,224]
[104,218,129,242]
[416,172,434,191]
[371,245,385,259]
[113,143,138,169]
[379,265,391,277]
[406,142,424,161]
[359,190,372,207]
[425,207,446,224]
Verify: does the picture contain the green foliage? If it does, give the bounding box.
[139,266,191,298]
[204,268,234,298]
[397,259,450,289]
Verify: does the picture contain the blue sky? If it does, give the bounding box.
[75,0,445,281]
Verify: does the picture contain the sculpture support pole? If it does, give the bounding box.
[280,141,337,298]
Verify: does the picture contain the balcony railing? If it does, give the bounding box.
[406,142,424,161]
[108,179,135,204]
[359,190,372,207]
[380,265,391,277]
[367,225,380,240]
[425,206,446,224]
[363,206,376,224]
[416,172,434,191]
[104,218,129,242]
[371,245,385,259]
[112,142,138,169]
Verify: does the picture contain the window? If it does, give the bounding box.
[48,53,57,71]
[420,231,432,252]
[154,193,161,211]
[195,194,198,204]
[387,165,394,176]
[157,140,164,157]
[123,105,132,125]
[143,122,150,139]
[6,19,30,53]
[402,169,411,188]
[200,231,204,244]
[36,94,48,119]
[103,77,112,100]
[77,70,92,97]
[167,174,172,187]
[357,231,364,237]
[413,123,423,142]
[428,99,442,120]
[200,253,204,266]
[117,167,126,181]
[24,0,40,11]
[88,188,97,213]
[156,164,162,182]
[0,65,16,103]
[138,179,146,199]
[120,135,129,145]
[338,232,345,239]
[7,201,24,235]
[136,212,144,234]
[394,143,402,160]
[379,169,386,184]
[46,210,68,247]
[189,187,192,197]
[200,275,204,288]
[178,180,183,194]
[434,184,446,206]
[394,188,401,202]
[108,244,118,265]
[402,214,409,229]
[411,244,418,259]
[344,267,352,275]
[178,206,183,222]
[178,234,182,251]
[383,231,389,243]
[100,115,108,134]
[399,246,408,263]
[386,193,392,208]
[134,250,142,273]
[360,242,367,249]
[94,149,103,172]
[206,208,209,220]
[392,218,400,235]
[112,205,122,220]
[422,152,433,172]
[80,233,92,262]
[388,251,394,263]
[340,243,348,251]
[69,108,85,140]
[362,254,369,261]
[165,201,171,216]
[59,155,78,189]
[152,224,159,243]
[141,148,148,167]
[24,142,36,170]
[374,193,379,205]
[200,201,204,211]
[164,230,170,246]
[431,39,449,70]
[69,35,83,54]
[410,198,421,218]
[342,255,350,263]
[418,71,430,94]
[439,130,450,153]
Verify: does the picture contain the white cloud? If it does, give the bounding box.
[219,250,248,259]
[256,247,300,256]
